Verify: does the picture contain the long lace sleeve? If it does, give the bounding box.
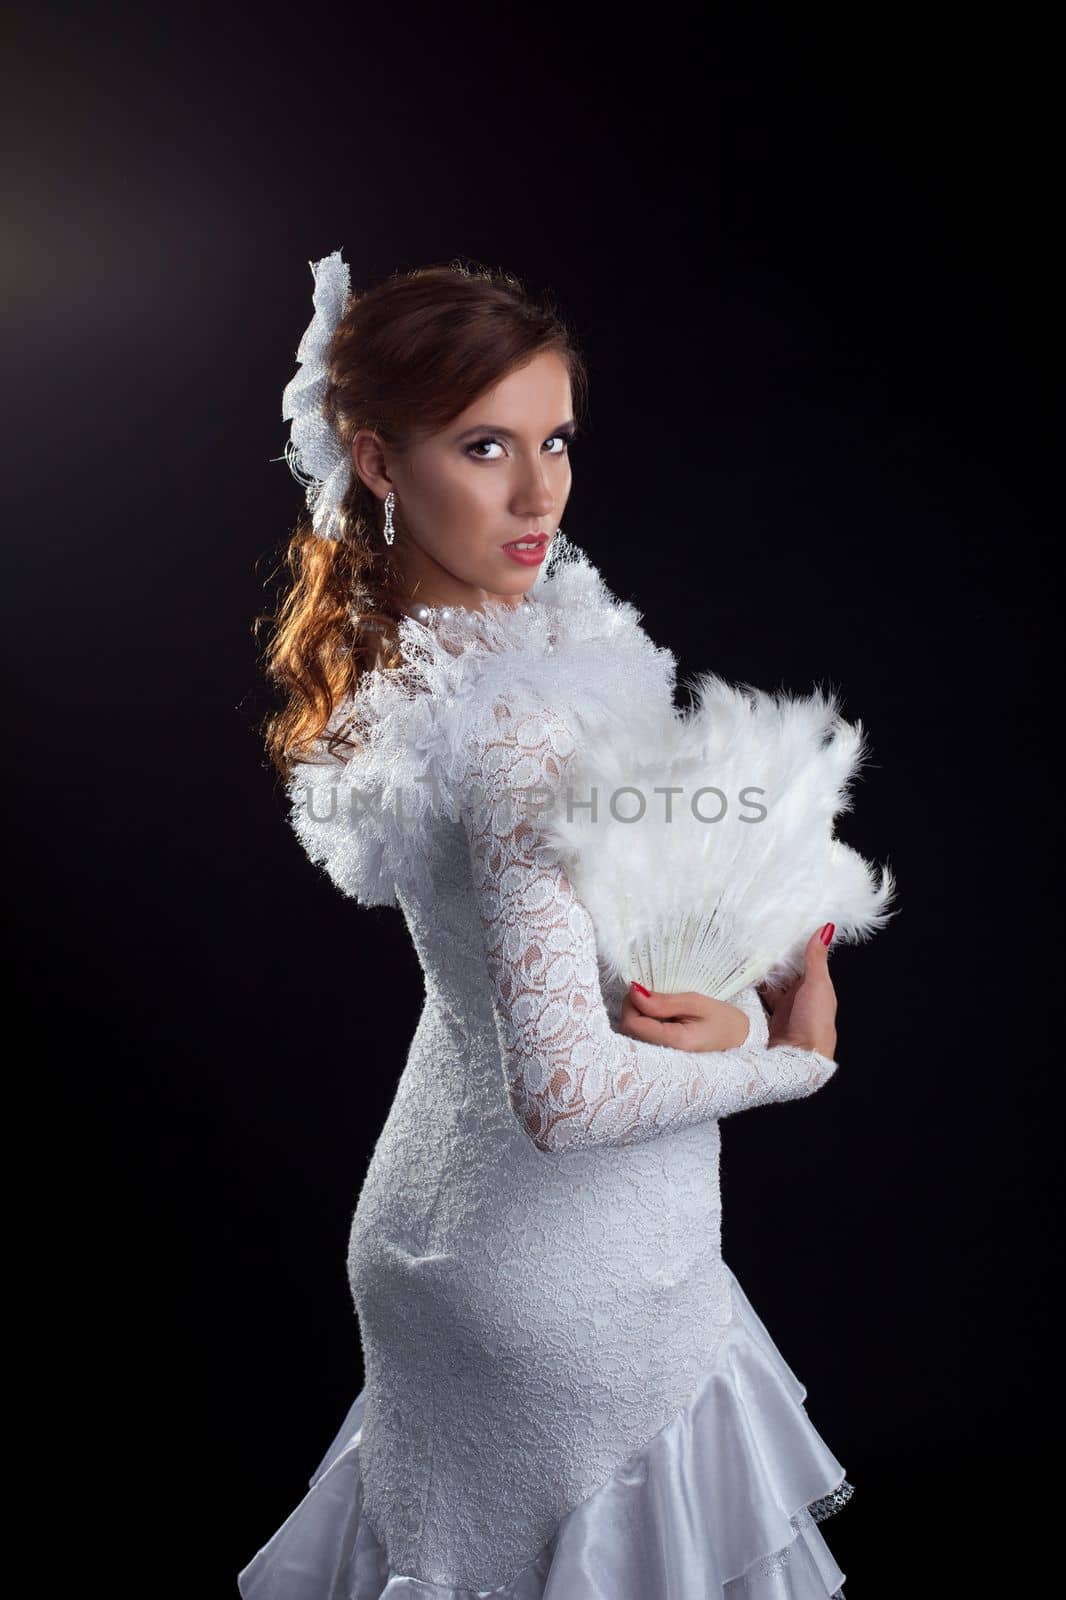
[460,697,840,1155]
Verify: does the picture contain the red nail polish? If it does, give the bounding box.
[820,923,835,947]
[631,981,651,996]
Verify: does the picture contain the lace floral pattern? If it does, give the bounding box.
[460,696,840,1154]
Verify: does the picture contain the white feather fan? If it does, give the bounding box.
[535,672,897,1001]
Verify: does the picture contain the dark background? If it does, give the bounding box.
[6,6,1051,1595]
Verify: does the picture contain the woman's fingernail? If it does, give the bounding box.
[631,981,651,996]
[820,923,835,947]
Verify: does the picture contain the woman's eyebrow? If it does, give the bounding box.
[455,419,576,440]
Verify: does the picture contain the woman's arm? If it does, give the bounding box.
[460,697,840,1155]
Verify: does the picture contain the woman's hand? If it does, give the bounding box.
[758,925,838,1059]
[617,924,838,1058]
[618,986,752,1053]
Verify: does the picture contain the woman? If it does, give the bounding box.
[240,251,852,1598]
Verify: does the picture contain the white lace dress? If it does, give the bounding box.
[238,536,853,1598]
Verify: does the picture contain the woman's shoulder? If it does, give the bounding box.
[281,538,677,904]
[331,536,672,752]
[427,536,678,728]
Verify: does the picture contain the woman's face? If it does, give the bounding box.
[352,349,574,611]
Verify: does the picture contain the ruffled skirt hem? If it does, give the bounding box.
[238,1270,851,1597]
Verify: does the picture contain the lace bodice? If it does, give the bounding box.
[459,695,840,1155]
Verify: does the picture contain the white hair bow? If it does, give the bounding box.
[280,249,353,541]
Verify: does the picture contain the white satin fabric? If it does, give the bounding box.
[238,1268,850,1598]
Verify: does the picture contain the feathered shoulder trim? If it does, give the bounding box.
[284,535,678,908]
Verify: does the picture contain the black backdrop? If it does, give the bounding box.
[6,7,1051,1596]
